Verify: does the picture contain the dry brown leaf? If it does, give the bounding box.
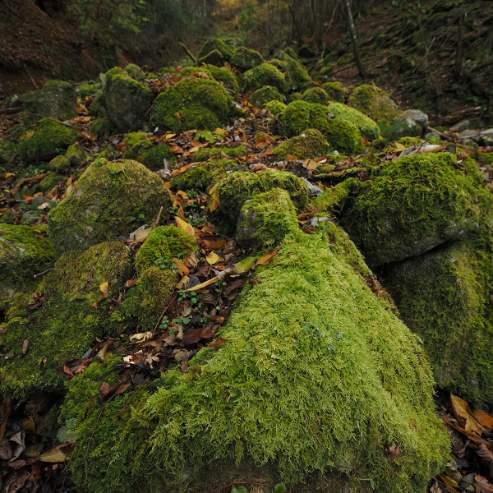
[450,393,484,436]
[473,409,493,431]
[476,475,493,493]
[39,446,66,463]
[256,250,278,266]
[173,258,190,276]
[175,216,195,237]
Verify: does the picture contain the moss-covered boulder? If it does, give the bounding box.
[0,241,131,397]
[278,101,364,153]
[48,158,171,252]
[135,225,197,274]
[48,142,88,172]
[348,84,400,124]
[340,152,492,266]
[18,118,79,163]
[171,159,242,192]
[231,46,264,70]
[203,64,240,95]
[0,224,56,306]
[150,78,235,132]
[198,38,235,63]
[122,131,173,170]
[265,100,287,117]
[19,80,76,121]
[270,52,311,90]
[382,240,493,405]
[103,67,154,132]
[118,266,177,329]
[242,63,287,93]
[236,188,299,250]
[380,114,423,141]
[322,81,348,102]
[210,169,309,231]
[194,145,247,162]
[63,231,448,493]
[327,102,380,140]
[249,86,285,107]
[302,87,329,104]
[272,129,329,160]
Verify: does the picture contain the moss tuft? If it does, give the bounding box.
[301,87,329,104]
[322,81,347,102]
[340,152,493,266]
[0,241,131,397]
[135,225,197,274]
[199,38,235,62]
[242,63,287,93]
[65,232,448,493]
[277,100,330,137]
[194,145,247,162]
[203,65,240,95]
[150,78,234,132]
[103,67,154,132]
[231,47,264,70]
[210,169,309,231]
[327,102,380,140]
[348,84,400,123]
[48,158,171,252]
[270,52,311,90]
[236,188,299,250]
[265,100,287,118]
[122,131,173,170]
[249,86,285,107]
[272,129,329,159]
[18,118,79,163]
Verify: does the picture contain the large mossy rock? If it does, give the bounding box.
[327,102,380,140]
[63,231,448,493]
[272,128,330,159]
[242,63,288,93]
[150,78,235,132]
[122,131,173,170]
[210,169,309,231]
[18,118,79,163]
[340,152,493,266]
[48,159,171,252]
[19,80,77,121]
[382,240,493,405]
[0,241,131,397]
[348,83,400,124]
[231,46,264,70]
[103,67,154,132]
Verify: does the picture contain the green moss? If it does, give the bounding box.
[348,84,400,124]
[103,67,154,132]
[199,38,235,62]
[135,225,196,274]
[236,188,299,250]
[265,100,287,117]
[48,158,171,252]
[383,240,493,405]
[20,79,76,121]
[327,102,380,140]
[122,131,173,170]
[66,232,448,493]
[272,129,329,159]
[0,139,16,165]
[210,169,309,231]
[171,159,242,191]
[194,145,247,162]
[278,100,331,137]
[380,116,422,142]
[270,52,311,90]
[340,152,493,266]
[0,223,56,286]
[89,117,115,138]
[124,63,146,81]
[322,81,347,102]
[302,87,329,104]
[325,117,364,154]
[242,63,287,93]
[311,179,358,214]
[48,143,88,171]
[77,81,100,98]
[204,65,240,95]
[118,267,177,329]
[231,47,264,70]
[249,86,285,107]
[150,78,234,132]
[18,118,79,163]
[0,241,131,397]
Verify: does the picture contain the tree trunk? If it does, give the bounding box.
[343,0,366,79]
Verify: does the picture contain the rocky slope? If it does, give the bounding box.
[1,38,493,492]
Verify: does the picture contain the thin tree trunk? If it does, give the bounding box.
[455,10,465,78]
[343,0,366,79]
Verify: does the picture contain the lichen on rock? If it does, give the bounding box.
[48,158,171,252]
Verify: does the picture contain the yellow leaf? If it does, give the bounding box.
[256,250,277,266]
[208,185,220,212]
[185,276,220,292]
[40,447,66,463]
[130,331,153,343]
[99,281,109,298]
[175,216,195,237]
[450,394,484,436]
[206,251,220,265]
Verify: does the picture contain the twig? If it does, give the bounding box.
[179,42,198,64]
[153,206,164,227]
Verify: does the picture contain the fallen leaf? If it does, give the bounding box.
[173,258,190,275]
[99,382,113,398]
[21,339,29,355]
[473,409,493,431]
[175,216,195,237]
[256,250,278,266]
[208,338,226,350]
[130,331,154,343]
[39,446,66,463]
[234,256,258,273]
[451,393,484,436]
[476,475,493,493]
[99,281,109,299]
[206,251,220,265]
